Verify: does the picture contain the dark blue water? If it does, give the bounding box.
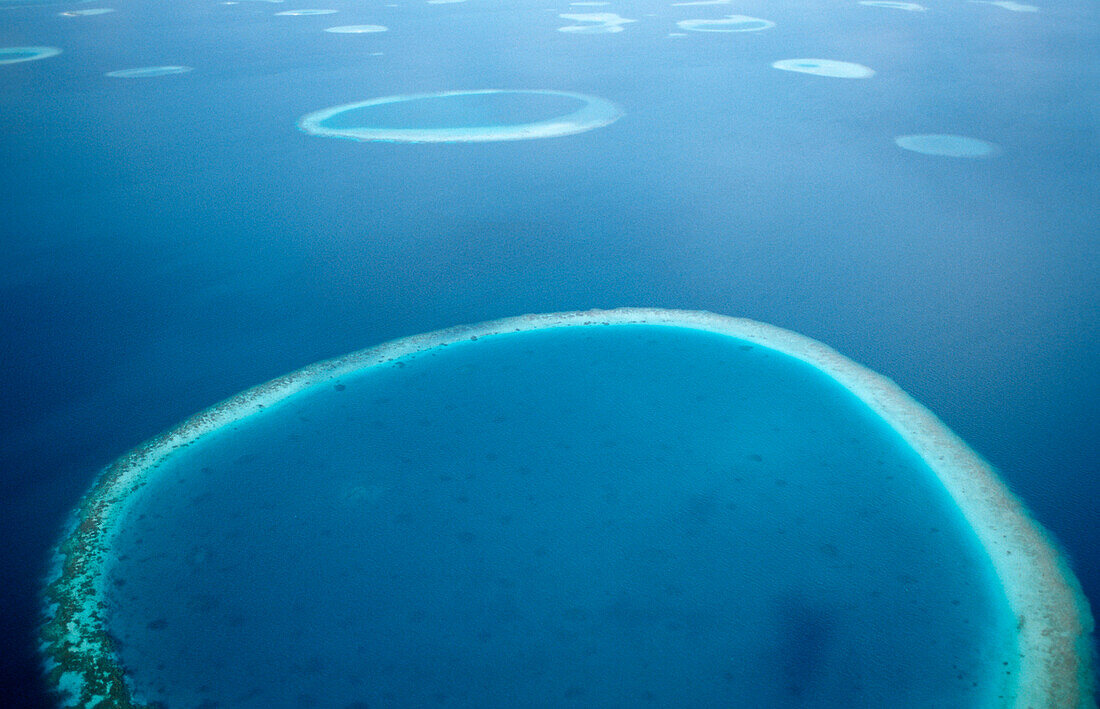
[103,324,1012,707]
[1,0,1096,705]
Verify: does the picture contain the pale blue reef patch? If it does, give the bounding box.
[859,1,927,10]
[324,24,388,33]
[677,14,774,32]
[0,46,62,64]
[671,0,731,5]
[970,0,1038,11]
[58,7,114,15]
[772,59,875,78]
[558,12,636,33]
[298,89,623,143]
[895,134,1003,158]
[275,8,337,15]
[0,0,87,5]
[105,65,192,78]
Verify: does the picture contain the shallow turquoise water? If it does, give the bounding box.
[103,324,1015,708]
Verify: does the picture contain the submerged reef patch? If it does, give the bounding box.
[0,46,62,64]
[557,12,637,33]
[677,14,775,31]
[859,1,927,10]
[324,24,388,33]
[895,133,1002,157]
[298,89,622,143]
[275,8,337,14]
[970,0,1039,11]
[58,7,114,15]
[772,59,875,78]
[105,66,192,78]
[39,309,1094,708]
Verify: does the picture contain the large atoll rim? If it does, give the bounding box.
[677,14,775,31]
[105,65,192,78]
[0,46,62,65]
[297,89,623,143]
[772,58,875,78]
[895,133,1003,158]
[39,308,1095,707]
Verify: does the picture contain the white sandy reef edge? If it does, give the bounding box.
[40,308,1095,707]
[298,89,622,143]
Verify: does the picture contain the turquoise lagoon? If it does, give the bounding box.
[42,311,1090,708]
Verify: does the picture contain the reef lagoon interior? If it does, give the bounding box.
[1,0,1098,707]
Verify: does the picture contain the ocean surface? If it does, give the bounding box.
[1,0,1097,706]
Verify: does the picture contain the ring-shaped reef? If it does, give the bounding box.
[298,89,622,143]
[0,46,62,64]
[324,24,388,33]
[772,59,875,78]
[895,133,1002,157]
[105,66,192,78]
[677,14,775,31]
[40,308,1094,708]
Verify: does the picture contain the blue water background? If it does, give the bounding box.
[103,325,1013,707]
[1,0,1097,704]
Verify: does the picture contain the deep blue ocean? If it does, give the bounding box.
[1,0,1097,706]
